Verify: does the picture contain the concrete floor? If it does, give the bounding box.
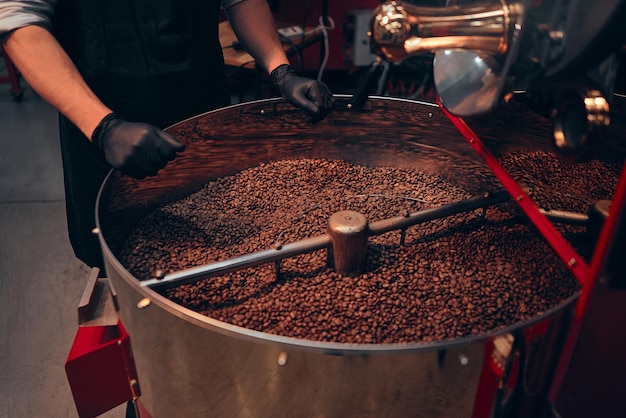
[0,84,126,417]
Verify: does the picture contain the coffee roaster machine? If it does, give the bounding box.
[65,1,626,417]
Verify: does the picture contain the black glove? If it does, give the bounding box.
[270,64,334,122]
[92,113,185,179]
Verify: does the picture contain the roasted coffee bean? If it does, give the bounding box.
[118,155,620,344]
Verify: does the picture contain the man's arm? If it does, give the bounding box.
[224,0,288,74]
[3,25,111,139]
[225,0,334,120]
[3,25,184,178]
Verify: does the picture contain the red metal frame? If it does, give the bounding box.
[437,98,590,286]
[438,97,626,418]
[66,320,141,418]
[0,45,24,99]
[548,161,626,417]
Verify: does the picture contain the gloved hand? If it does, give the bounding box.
[270,64,334,122]
[92,113,185,179]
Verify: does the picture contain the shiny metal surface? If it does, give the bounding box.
[369,0,523,117]
[327,210,369,275]
[552,88,611,151]
[77,268,119,327]
[95,96,591,417]
[368,0,626,146]
[433,49,503,115]
[369,0,513,61]
[142,233,331,290]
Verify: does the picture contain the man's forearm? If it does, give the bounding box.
[4,25,111,139]
[225,0,289,74]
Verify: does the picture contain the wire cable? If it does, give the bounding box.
[316,16,335,82]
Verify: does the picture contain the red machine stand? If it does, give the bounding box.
[0,44,25,101]
[549,168,626,417]
[65,269,143,418]
[440,100,626,418]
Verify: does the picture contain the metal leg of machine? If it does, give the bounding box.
[65,268,141,418]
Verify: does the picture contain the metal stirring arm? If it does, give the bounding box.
[142,190,511,291]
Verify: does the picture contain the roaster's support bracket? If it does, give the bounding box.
[438,97,590,286]
[439,97,626,417]
[548,163,626,417]
[65,268,144,418]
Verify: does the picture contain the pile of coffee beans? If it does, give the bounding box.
[118,154,620,344]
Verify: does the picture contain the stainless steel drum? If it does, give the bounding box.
[95,95,624,418]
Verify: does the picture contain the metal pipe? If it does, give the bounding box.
[369,0,518,62]
[144,190,510,290]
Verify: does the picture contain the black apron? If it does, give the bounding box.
[53,0,231,270]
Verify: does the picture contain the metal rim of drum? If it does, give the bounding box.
[95,95,581,354]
